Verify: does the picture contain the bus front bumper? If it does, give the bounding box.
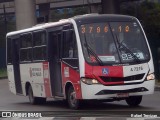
[80,80,155,100]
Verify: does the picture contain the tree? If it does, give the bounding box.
[121,0,160,79]
[140,1,160,38]
[49,7,88,22]
[139,1,160,79]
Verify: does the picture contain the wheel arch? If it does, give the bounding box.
[65,82,74,99]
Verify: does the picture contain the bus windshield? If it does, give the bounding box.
[79,22,150,65]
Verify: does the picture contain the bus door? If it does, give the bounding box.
[12,37,22,94]
[49,31,63,97]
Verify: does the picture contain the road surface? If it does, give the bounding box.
[0,79,160,119]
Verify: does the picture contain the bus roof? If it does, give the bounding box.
[72,14,135,20]
[6,14,136,37]
[6,19,70,37]
[72,14,136,25]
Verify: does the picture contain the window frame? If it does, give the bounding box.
[20,32,33,63]
[32,30,47,62]
[61,24,79,70]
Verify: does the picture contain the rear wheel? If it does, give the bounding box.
[67,86,80,109]
[126,96,142,107]
[28,86,46,105]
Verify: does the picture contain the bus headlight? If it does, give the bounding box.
[147,73,155,80]
[81,78,100,85]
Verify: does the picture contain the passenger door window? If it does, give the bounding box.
[62,25,79,69]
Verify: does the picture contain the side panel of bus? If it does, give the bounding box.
[7,65,16,94]
[7,23,82,100]
[20,62,51,97]
[19,31,52,97]
[7,30,53,98]
[7,37,23,95]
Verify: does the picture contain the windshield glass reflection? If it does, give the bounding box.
[79,22,150,65]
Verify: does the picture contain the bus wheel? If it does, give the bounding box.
[126,96,142,107]
[28,86,39,104]
[67,86,80,109]
[28,86,46,104]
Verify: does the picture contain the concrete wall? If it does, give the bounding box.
[15,0,37,30]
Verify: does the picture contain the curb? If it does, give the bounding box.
[0,76,7,79]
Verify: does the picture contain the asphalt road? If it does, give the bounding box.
[0,79,160,118]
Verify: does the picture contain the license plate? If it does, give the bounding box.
[117,93,129,98]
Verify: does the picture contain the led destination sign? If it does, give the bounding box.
[81,24,130,34]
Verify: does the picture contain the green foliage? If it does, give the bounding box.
[140,1,160,38]
[139,1,160,79]
[0,68,7,78]
[121,1,160,44]
[49,7,88,22]
[0,15,16,48]
[121,1,160,78]
[0,20,6,48]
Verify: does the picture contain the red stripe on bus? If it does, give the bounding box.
[43,62,52,97]
[85,62,124,85]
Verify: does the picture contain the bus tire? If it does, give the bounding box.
[28,86,46,105]
[126,96,142,107]
[28,86,37,104]
[67,86,80,109]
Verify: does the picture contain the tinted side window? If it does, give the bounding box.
[20,33,32,62]
[62,25,79,69]
[20,49,32,61]
[33,31,46,46]
[33,47,46,60]
[33,31,47,61]
[21,33,32,48]
[62,31,78,58]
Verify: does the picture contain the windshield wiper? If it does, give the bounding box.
[84,34,104,66]
[115,34,141,63]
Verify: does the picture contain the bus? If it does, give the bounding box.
[6,14,155,109]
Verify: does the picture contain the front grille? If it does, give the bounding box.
[95,87,148,95]
[100,73,145,83]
